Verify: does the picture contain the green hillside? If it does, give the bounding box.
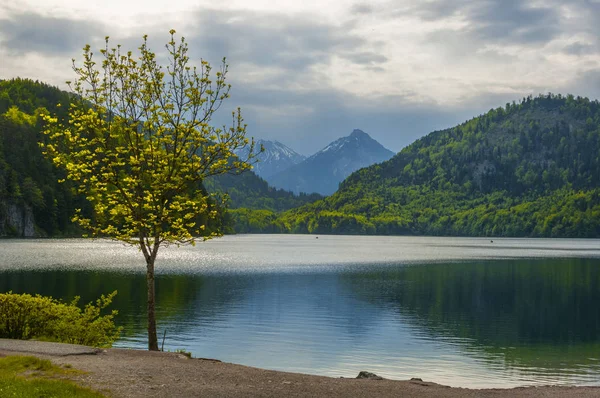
[205,172,322,233]
[273,94,600,237]
[0,78,320,237]
[3,80,599,238]
[0,78,85,236]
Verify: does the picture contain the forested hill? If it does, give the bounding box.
[3,79,600,237]
[273,94,600,237]
[0,78,319,237]
[0,78,71,118]
[205,172,321,212]
[0,78,84,236]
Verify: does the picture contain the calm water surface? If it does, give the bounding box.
[1,235,600,388]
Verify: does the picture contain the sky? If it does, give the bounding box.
[1,0,600,155]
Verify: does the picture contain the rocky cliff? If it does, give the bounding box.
[0,201,35,237]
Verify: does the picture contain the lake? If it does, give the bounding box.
[1,235,600,388]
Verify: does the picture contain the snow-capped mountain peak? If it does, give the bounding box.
[237,139,305,179]
[267,129,395,195]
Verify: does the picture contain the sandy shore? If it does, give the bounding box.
[1,344,599,397]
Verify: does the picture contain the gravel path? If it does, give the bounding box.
[1,343,599,397]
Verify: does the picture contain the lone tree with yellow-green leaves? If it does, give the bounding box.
[42,30,259,351]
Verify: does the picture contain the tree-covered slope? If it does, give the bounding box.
[0,78,84,236]
[0,78,321,236]
[205,171,321,212]
[274,94,600,237]
[204,171,322,233]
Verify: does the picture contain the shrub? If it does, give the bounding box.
[0,291,122,347]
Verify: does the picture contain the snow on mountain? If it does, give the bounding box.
[266,129,395,195]
[237,139,305,179]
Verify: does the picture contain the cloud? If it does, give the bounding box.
[415,0,560,43]
[1,1,600,155]
[563,42,598,56]
[221,76,474,155]
[0,11,106,55]
[182,8,387,73]
[565,68,600,101]
[350,3,375,15]
[343,52,389,65]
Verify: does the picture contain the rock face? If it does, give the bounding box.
[0,201,35,237]
[267,129,395,196]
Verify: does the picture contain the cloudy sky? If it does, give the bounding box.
[1,0,599,154]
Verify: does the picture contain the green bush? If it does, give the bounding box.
[0,291,122,348]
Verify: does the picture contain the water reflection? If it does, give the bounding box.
[341,258,600,382]
[344,258,600,344]
[1,257,600,388]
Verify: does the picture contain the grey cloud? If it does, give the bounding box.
[350,3,375,15]
[0,11,106,55]
[563,42,598,56]
[407,0,471,21]
[3,3,598,157]
[218,74,477,154]
[341,52,388,65]
[565,68,600,102]
[183,9,387,73]
[0,6,395,154]
[417,0,561,46]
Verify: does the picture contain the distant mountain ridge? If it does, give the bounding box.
[236,139,305,179]
[266,129,395,195]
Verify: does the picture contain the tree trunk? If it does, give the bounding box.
[146,256,159,351]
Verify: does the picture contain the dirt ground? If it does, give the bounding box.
[2,347,600,397]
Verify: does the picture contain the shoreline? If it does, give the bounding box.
[1,341,599,397]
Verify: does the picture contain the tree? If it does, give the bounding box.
[42,31,258,350]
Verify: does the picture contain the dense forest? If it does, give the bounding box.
[0,78,84,236]
[205,173,322,233]
[0,78,318,237]
[2,79,600,238]
[246,94,600,237]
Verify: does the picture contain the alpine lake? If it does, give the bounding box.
[1,234,600,388]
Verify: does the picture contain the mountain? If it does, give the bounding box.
[237,139,305,179]
[273,94,600,237]
[267,129,395,196]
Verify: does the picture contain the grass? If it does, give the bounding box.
[0,355,104,397]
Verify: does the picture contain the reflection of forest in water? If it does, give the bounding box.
[2,257,600,378]
[0,271,249,339]
[341,258,600,369]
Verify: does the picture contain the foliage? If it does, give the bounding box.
[0,78,318,237]
[42,31,258,350]
[205,171,322,233]
[205,171,322,212]
[0,79,86,237]
[0,78,72,119]
[269,94,600,237]
[42,32,257,246]
[226,208,284,233]
[0,291,121,348]
[341,258,600,369]
[0,355,104,397]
